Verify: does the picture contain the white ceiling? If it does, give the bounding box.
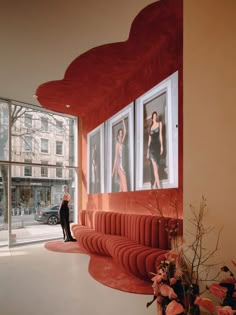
[0,0,155,107]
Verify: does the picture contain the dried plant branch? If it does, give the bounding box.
[182,196,224,289]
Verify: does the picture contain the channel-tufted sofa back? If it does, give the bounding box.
[80,210,182,250]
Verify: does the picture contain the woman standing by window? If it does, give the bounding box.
[59,185,76,242]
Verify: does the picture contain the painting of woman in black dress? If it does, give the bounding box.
[135,71,178,190]
[143,93,167,189]
[146,111,163,189]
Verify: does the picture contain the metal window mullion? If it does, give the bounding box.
[8,102,12,247]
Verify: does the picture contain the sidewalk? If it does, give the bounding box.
[0,224,62,246]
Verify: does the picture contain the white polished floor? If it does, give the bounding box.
[0,243,157,315]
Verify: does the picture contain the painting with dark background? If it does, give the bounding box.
[135,71,178,190]
[143,92,168,186]
[87,124,104,194]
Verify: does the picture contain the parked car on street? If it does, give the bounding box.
[34,204,74,225]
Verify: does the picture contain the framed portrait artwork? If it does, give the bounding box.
[87,123,104,194]
[135,71,178,190]
[105,103,134,193]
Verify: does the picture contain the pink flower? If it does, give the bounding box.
[170,277,177,285]
[221,278,236,284]
[165,251,180,262]
[152,267,168,283]
[209,283,227,299]
[194,296,215,313]
[152,281,160,295]
[165,300,185,315]
[216,306,236,315]
[151,273,163,283]
[160,284,177,299]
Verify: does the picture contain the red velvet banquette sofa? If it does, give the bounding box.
[72,210,183,281]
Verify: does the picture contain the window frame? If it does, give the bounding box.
[40,138,49,154]
[23,135,33,152]
[41,116,49,132]
[24,113,33,128]
[24,159,32,176]
[56,141,63,155]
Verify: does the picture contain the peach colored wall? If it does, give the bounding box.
[184,0,236,262]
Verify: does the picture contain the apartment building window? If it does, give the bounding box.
[56,162,63,178]
[56,141,63,155]
[41,117,49,132]
[24,159,32,176]
[41,160,48,177]
[56,120,63,134]
[24,113,33,128]
[24,136,32,152]
[41,138,49,153]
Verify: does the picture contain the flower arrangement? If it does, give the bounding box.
[205,262,236,314]
[146,197,236,315]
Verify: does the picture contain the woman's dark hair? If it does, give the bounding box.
[150,111,158,127]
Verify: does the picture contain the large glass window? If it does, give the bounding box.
[0,99,78,247]
[0,102,9,161]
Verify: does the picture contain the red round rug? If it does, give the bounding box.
[44,240,153,295]
[44,240,89,254]
[88,254,153,295]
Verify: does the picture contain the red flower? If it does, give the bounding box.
[156,296,163,304]
[151,272,164,284]
[165,300,185,315]
[216,306,236,315]
[194,296,215,313]
[209,283,227,299]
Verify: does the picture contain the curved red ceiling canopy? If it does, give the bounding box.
[36,0,182,117]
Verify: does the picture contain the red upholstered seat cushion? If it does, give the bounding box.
[73,211,183,280]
